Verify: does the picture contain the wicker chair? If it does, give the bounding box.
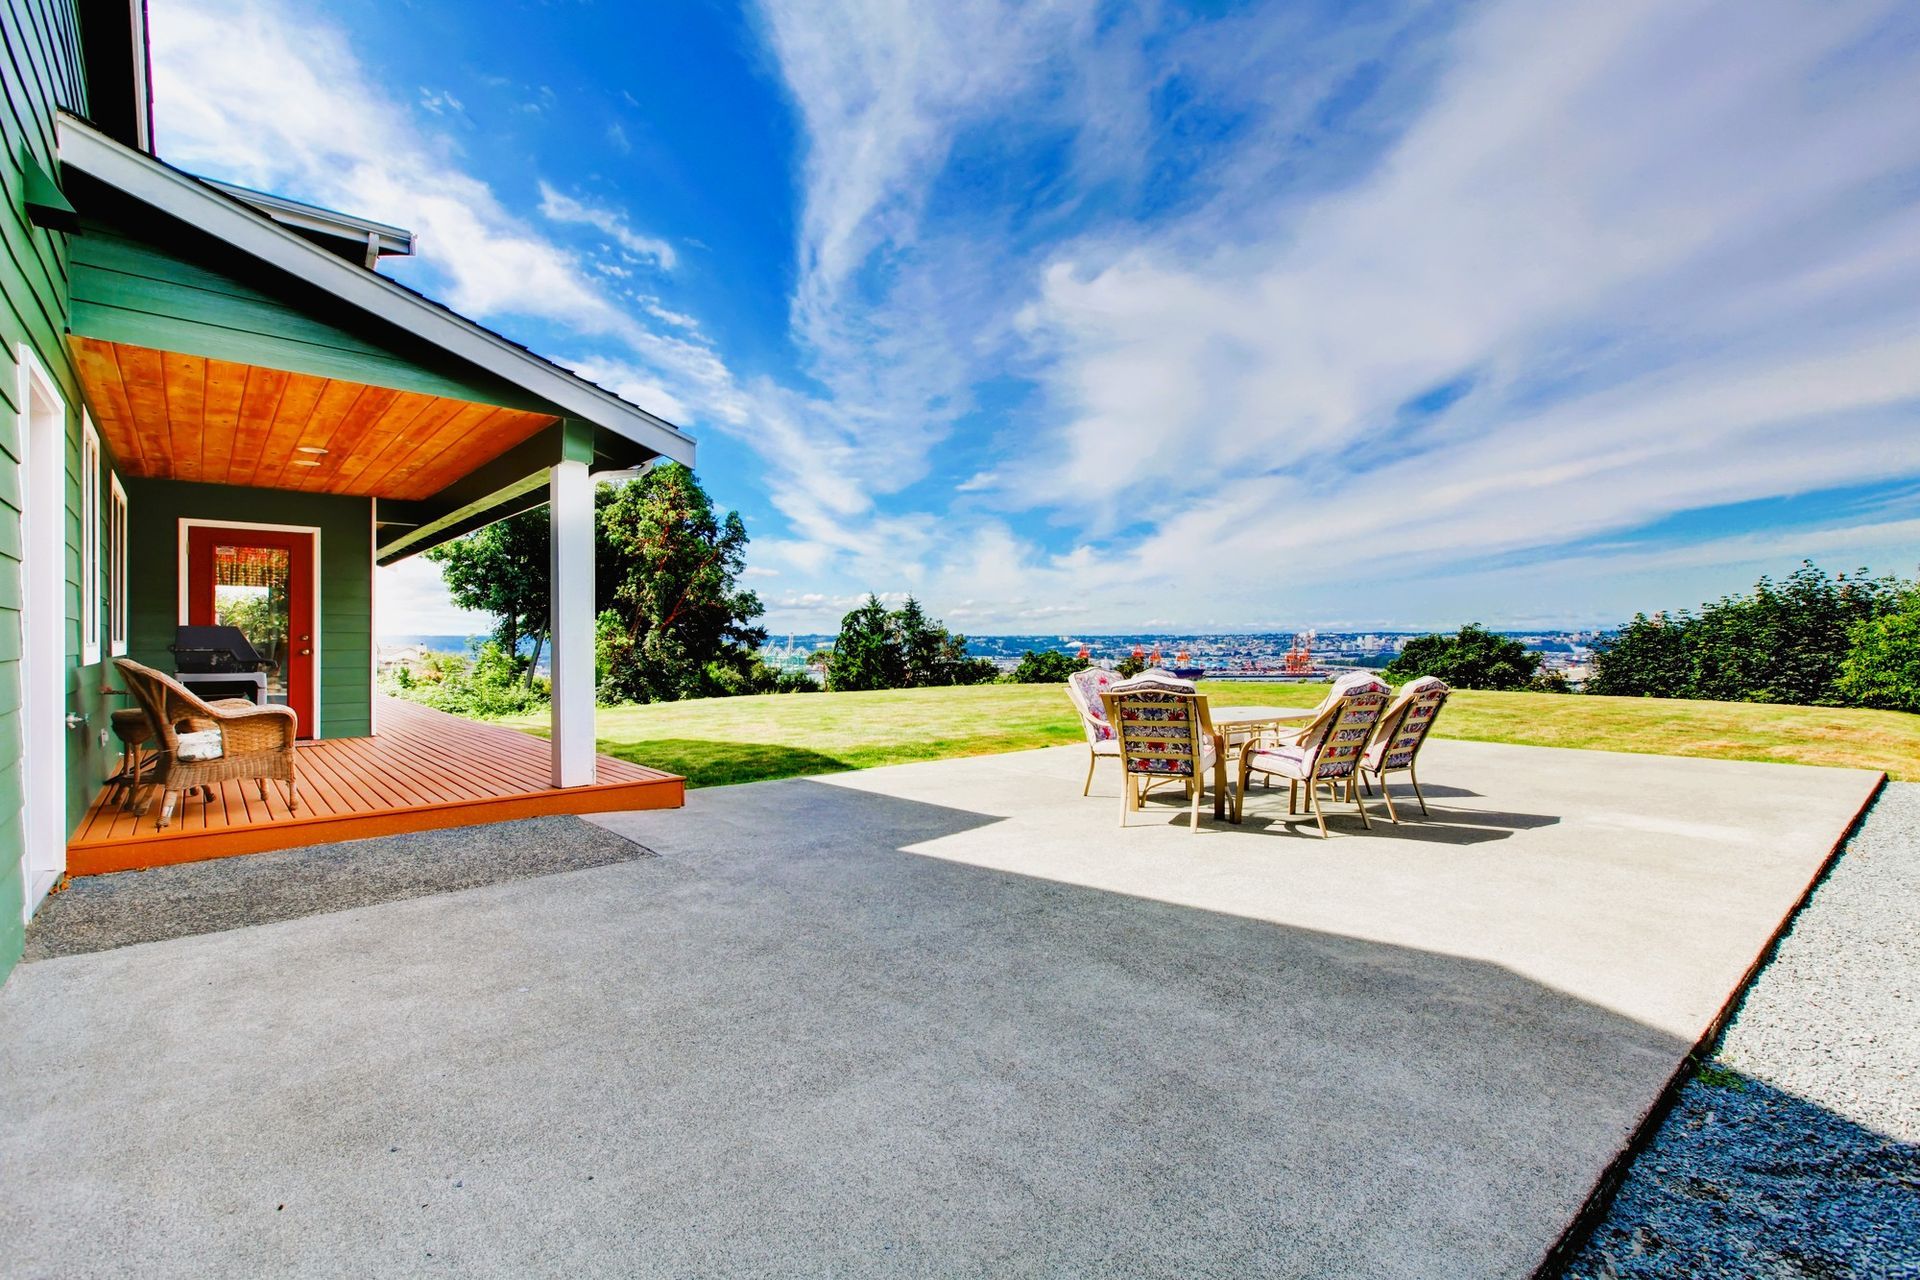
[1101,672,1219,832]
[1356,676,1450,821]
[114,658,299,829]
[1236,674,1391,836]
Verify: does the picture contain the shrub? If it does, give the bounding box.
[1010,649,1089,683]
[1838,592,1920,712]
[381,641,549,719]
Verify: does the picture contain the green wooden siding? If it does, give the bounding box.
[68,219,558,412]
[124,479,374,740]
[0,0,98,982]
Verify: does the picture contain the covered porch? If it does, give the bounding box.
[52,112,695,874]
[68,699,681,875]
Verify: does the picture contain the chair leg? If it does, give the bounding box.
[1410,765,1429,816]
[1350,774,1372,830]
[1083,750,1096,797]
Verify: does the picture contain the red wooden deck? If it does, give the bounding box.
[68,697,683,875]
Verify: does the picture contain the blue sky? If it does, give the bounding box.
[147,0,1920,635]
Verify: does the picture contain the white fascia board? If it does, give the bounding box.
[201,179,415,257]
[57,112,696,466]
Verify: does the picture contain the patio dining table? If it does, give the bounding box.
[1206,702,1316,822]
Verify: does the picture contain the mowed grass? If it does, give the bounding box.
[502,681,1918,789]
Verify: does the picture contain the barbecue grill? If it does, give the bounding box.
[171,625,277,675]
[170,625,277,705]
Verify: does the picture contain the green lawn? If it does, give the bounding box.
[500,681,1917,789]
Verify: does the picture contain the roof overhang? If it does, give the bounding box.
[201,179,416,267]
[55,111,695,468]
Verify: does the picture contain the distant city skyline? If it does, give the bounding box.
[153,0,1920,634]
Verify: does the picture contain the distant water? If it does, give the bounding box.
[381,634,487,656]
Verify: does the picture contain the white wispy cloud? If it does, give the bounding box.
[151,0,1920,634]
[149,0,749,434]
[745,0,1920,628]
[536,182,676,270]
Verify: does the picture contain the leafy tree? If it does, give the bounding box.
[1586,612,1693,698]
[1589,562,1907,706]
[1010,649,1090,684]
[425,510,549,685]
[1838,590,1920,712]
[596,464,767,703]
[1385,624,1540,691]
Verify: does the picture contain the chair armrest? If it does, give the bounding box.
[211,703,299,751]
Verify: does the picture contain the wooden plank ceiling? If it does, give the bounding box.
[71,336,559,500]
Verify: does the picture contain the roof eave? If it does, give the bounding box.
[55,111,695,467]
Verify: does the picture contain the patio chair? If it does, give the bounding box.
[114,658,299,829]
[1101,672,1219,831]
[1064,666,1122,795]
[1236,674,1391,836]
[1356,676,1450,821]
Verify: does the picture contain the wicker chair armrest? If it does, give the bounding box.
[210,703,299,752]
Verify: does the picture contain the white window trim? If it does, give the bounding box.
[80,412,102,665]
[108,473,129,657]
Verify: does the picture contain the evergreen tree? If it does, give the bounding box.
[827,595,905,691]
[596,464,767,703]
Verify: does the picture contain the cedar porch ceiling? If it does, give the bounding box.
[71,336,559,500]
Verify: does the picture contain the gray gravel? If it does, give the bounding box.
[24,815,650,961]
[1563,781,1920,1278]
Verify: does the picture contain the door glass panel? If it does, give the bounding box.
[213,543,292,705]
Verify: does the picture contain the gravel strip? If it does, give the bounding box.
[1563,781,1920,1278]
[24,815,652,961]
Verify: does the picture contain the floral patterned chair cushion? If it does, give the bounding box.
[1066,666,1120,745]
[1247,675,1390,782]
[1362,676,1449,772]
[1104,676,1215,778]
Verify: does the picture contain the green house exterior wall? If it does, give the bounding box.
[0,0,108,981]
[67,218,559,413]
[123,478,375,741]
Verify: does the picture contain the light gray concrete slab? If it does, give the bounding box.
[0,740,1879,1279]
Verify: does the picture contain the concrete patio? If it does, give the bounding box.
[0,739,1880,1278]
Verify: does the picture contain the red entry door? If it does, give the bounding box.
[186,525,316,738]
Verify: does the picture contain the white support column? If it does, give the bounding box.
[548,458,597,787]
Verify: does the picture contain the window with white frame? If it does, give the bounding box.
[80,413,101,665]
[108,473,129,656]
